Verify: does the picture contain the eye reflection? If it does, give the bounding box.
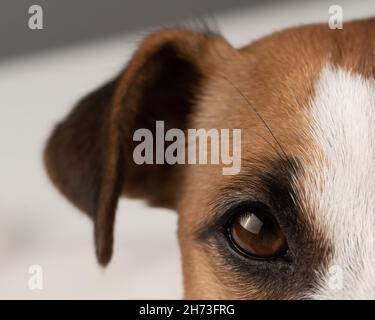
[229,209,287,258]
[239,213,264,234]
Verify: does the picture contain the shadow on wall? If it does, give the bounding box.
[0,0,302,62]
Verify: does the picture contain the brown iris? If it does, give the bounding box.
[230,210,287,258]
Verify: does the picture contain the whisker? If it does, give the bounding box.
[220,74,295,171]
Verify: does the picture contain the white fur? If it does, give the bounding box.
[303,65,375,299]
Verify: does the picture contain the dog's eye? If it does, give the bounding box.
[229,209,287,259]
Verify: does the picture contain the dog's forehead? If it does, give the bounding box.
[200,18,375,175]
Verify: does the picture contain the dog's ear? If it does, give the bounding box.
[44,27,232,266]
[44,77,122,266]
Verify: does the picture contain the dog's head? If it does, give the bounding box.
[44,18,375,299]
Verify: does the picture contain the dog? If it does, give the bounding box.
[44,17,375,299]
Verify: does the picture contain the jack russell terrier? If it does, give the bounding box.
[44,17,375,299]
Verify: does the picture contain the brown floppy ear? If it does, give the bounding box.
[44,76,123,266]
[44,27,232,266]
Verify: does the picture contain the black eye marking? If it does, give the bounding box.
[197,156,301,243]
